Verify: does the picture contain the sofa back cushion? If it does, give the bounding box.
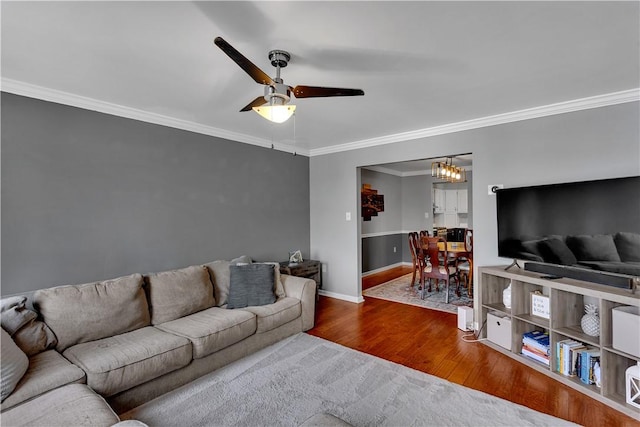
[33,273,150,352]
[614,232,640,262]
[146,265,214,325]
[204,255,252,307]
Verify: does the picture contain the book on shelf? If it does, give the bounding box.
[556,339,584,376]
[579,349,601,386]
[522,347,550,365]
[522,330,550,355]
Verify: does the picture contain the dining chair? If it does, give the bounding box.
[407,232,424,290]
[455,229,473,297]
[420,236,459,302]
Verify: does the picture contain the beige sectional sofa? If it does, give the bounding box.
[1,258,316,426]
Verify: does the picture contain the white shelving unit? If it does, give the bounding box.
[478,266,640,419]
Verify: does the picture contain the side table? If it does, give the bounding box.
[279,260,322,297]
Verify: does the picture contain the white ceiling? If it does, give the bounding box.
[2,1,639,157]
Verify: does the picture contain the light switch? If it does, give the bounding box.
[345,212,351,221]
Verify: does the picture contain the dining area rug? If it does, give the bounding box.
[362,273,473,314]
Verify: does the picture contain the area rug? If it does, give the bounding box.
[363,273,473,314]
[121,333,576,427]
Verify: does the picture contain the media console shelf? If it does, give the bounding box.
[478,266,640,418]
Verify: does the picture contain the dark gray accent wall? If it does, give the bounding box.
[361,234,404,272]
[1,93,310,295]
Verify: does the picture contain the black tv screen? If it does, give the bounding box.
[496,176,640,287]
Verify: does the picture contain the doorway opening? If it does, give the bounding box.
[358,154,473,311]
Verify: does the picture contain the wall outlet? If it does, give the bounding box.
[322,264,327,273]
[424,212,429,219]
[473,321,480,331]
[393,246,397,253]
[345,212,351,221]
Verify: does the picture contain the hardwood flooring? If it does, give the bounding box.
[309,266,639,427]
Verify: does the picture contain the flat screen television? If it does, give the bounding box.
[496,176,640,289]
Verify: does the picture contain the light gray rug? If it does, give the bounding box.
[122,333,577,427]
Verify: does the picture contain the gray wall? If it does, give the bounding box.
[1,93,310,295]
[310,102,640,302]
[361,234,404,272]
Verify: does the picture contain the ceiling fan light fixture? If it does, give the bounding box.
[253,104,296,123]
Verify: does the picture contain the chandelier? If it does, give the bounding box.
[431,157,466,183]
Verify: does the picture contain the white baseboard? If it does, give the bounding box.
[318,289,364,304]
[361,262,412,277]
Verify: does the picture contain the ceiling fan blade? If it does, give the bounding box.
[240,96,267,112]
[292,86,364,98]
[214,37,274,86]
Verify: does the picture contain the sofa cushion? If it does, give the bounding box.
[34,273,150,352]
[228,264,277,309]
[155,307,256,359]
[1,328,29,403]
[12,319,58,357]
[241,297,302,333]
[538,238,577,265]
[0,349,86,411]
[614,232,640,262]
[566,234,621,262]
[146,265,215,325]
[1,383,119,427]
[63,326,192,397]
[204,255,252,307]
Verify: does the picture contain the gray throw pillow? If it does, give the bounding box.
[204,255,253,307]
[227,264,276,309]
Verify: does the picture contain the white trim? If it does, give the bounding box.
[309,89,640,156]
[318,289,364,304]
[0,78,310,156]
[3,78,636,158]
[362,262,411,277]
[364,164,473,178]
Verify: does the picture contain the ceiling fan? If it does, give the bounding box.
[214,37,365,123]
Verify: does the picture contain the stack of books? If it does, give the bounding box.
[521,330,550,365]
[556,339,585,376]
[556,339,601,386]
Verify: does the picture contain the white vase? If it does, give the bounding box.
[502,283,512,309]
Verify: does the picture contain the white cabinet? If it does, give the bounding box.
[444,190,458,213]
[433,188,445,213]
[433,188,468,227]
[457,190,468,214]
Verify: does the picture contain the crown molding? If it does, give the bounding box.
[0,78,309,156]
[2,78,636,159]
[309,88,640,157]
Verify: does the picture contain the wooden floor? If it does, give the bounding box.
[309,266,639,427]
